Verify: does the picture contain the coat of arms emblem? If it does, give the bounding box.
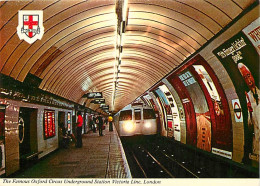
[17,10,44,44]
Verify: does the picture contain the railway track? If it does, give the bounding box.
[121,136,259,178]
[121,136,200,178]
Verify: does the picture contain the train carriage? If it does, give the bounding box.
[114,103,157,137]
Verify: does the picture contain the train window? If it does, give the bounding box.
[143,109,156,119]
[119,110,132,121]
[134,109,141,120]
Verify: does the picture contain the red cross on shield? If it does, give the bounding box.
[22,15,39,38]
[17,10,44,44]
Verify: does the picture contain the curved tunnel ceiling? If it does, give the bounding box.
[0,0,256,112]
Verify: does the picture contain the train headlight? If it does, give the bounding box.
[144,122,151,128]
[123,121,135,132]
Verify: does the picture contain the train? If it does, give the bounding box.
[114,103,157,137]
[0,77,102,177]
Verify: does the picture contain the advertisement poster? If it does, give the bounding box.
[242,17,260,55]
[213,28,259,165]
[67,112,71,132]
[179,70,212,152]
[142,94,154,108]
[44,110,56,139]
[155,88,173,137]
[158,85,181,141]
[192,62,232,157]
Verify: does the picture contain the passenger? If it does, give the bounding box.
[90,117,96,133]
[58,122,64,147]
[108,115,113,131]
[96,114,104,136]
[104,118,108,125]
[93,115,97,131]
[76,111,83,148]
[61,122,66,136]
[238,63,259,158]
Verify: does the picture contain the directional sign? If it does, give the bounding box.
[100,105,109,109]
[90,99,105,104]
[82,92,102,99]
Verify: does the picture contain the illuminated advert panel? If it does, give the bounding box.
[67,112,71,132]
[44,110,56,139]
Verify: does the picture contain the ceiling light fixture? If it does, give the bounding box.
[112,0,128,111]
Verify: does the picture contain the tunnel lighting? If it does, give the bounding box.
[123,120,135,132]
[81,77,92,91]
[112,0,128,111]
[122,0,128,22]
[1,91,9,95]
[120,21,124,35]
[117,33,120,47]
[144,122,151,128]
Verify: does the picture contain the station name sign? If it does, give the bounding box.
[0,87,74,109]
[82,92,102,99]
[90,99,105,104]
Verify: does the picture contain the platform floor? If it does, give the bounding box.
[13,124,131,178]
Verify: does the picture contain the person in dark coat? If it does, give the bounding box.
[90,117,96,133]
[96,115,104,136]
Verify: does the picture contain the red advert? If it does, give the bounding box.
[44,110,55,139]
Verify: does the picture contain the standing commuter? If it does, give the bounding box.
[108,115,113,131]
[97,114,104,136]
[76,111,83,148]
[90,117,96,133]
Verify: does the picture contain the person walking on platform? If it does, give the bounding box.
[96,114,104,136]
[108,115,113,131]
[76,111,83,148]
[90,117,96,133]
